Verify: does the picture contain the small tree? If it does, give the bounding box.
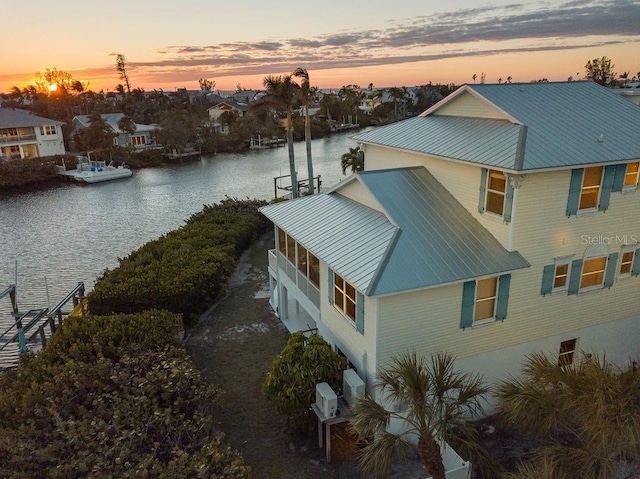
[350,352,497,479]
[585,56,617,86]
[262,332,347,431]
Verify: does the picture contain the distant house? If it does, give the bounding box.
[207,100,249,134]
[260,81,640,413]
[71,113,156,148]
[611,81,640,106]
[0,108,65,160]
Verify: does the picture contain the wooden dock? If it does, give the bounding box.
[0,283,86,372]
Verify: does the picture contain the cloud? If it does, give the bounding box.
[101,0,640,84]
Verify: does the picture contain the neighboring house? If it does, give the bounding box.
[0,108,65,160]
[260,81,640,411]
[207,100,249,134]
[611,81,640,106]
[71,113,156,148]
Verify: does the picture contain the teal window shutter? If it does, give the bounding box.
[541,264,555,296]
[328,268,334,304]
[612,164,627,192]
[566,169,583,216]
[503,179,514,223]
[356,291,365,334]
[460,281,475,329]
[495,274,511,321]
[603,252,619,288]
[598,165,616,211]
[568,259,583,295]
[632,249,640,277]
[478,168,488,213]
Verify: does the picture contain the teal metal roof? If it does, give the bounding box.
[260,167,529,296]
[353,81,640,172]
[359,167,529,295]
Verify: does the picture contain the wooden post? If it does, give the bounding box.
[48,316,56,333]
[39,325,47,348]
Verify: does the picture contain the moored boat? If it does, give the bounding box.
[56,155,132,184]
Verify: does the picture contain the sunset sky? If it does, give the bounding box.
[1,0,638,94]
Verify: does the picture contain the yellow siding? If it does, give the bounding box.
[319,262,377,380]
[506,169,640,342]
[336,180,385,213]
[364,145,511,247]
[432,91,506,119]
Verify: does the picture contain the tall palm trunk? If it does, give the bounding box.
[286,110,297,198]
[417,430,446,479]
[304,102,313,194]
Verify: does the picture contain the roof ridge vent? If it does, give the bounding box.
[597,134,605,143]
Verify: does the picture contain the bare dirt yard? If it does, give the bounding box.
[185,233,428,479]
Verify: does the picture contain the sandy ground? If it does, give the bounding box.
[185,232,429,479]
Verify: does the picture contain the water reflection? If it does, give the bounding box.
[0,130,367,311]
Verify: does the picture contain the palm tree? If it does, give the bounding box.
[495,352,640,479]
[253,75,300,198]
[341,146,364,174]
[293,67,314,195]
[350,352,491,479]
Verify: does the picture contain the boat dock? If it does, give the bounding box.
[0,283,87,371]
[250,135,286,149]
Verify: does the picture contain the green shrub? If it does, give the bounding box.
[88,198,270,326]
[262,332,347,432]
[0,312,250,479]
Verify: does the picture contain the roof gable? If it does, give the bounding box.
[354,82,640,172]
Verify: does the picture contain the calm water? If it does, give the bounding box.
[0,129,367,311]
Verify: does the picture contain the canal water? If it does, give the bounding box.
[0,129,368,312]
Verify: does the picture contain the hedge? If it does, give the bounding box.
[0,310,250,478]
[88,198,270,326]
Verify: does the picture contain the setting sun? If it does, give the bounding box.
[48,84,58,92]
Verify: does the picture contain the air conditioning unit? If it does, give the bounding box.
[342,368,365,406]
[315,382,337,418]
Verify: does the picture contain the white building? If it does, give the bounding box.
[0,108,65,160]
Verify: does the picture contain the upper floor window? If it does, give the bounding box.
[39,125,56,136]
[460,273,511,328]
[619,248,636,278]
[580,255,607,290]
[131,135,146,146]
[277,227,320,288]
[297,243,320,287]
[624,162,639,189]
[0,128,18,137]
[553,261,570,292]
[485,170,506,216]
[474,277,497,322]
[579,166,603,211]
[334,272,357,322]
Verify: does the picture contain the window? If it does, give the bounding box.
[619,249,635,277]
[39,125,56,135]
[131,135,146,146]
[334,272,357,322]
[558,339,577,367]
[553,263,569,291]
[485,170,506,216]
[277,227,320,288]
[0,128,18,137]
[579,166,603,210]
[624,162,639,189]
[580,256,606,290]
[296,243,320,287]
[474,277,497,322]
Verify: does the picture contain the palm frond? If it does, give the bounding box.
[356,430,412,478]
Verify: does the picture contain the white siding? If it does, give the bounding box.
[364,145,511,247]
[432,91,506,119]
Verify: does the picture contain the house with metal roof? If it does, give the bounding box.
[207,100,249,134]
[71,113,157,149]
[260,81,640,409]
[0,108,65,160]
